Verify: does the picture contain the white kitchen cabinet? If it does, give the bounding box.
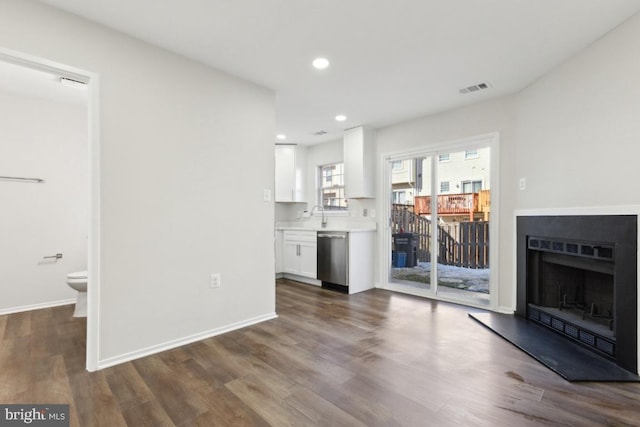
[282,231,317,278]
[347,231,375,294]
[275,230,283,275]
[275,144,306,202]
[343,125,375,199]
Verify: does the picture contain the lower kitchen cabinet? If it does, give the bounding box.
[282,231,317,278]
[347,231,375,294]
[275,230,283,275]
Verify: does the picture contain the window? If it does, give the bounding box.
[393,190,407,204]
[461,180,482,193]
[318,163,347,210]
[465,149,478,159]
[440,181,450,193]
[438,153,450,162]
[391,160,404,170]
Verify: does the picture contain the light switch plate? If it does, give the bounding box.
[210,273,221,289]
[519,178,526,191]
[263,189,271,202]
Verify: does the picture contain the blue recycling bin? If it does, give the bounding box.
[396,252,407,268]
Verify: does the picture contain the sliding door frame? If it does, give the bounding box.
[379,132,500,311]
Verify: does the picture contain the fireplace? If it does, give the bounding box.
[517,215,637,374]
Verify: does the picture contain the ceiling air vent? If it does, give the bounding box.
[313,130,328,136]
[459,81,492,94]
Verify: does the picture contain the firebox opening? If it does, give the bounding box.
[526,238,617,358]
[540,263,613,334]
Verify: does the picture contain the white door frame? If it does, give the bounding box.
[0,48,101,371]
[378,132,500,311]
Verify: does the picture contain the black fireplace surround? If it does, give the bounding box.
[517,215,637,374]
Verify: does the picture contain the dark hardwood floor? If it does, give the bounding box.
[1,278,640,426]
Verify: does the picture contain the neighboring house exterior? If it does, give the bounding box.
[392,147,491,222]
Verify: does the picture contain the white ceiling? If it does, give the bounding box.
[33,0,640,144]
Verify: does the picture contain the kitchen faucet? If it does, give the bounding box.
[311,204,327,228]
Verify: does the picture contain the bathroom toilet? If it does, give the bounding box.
[66,271,88,317]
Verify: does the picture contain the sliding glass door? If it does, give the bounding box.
[387,137,495,308]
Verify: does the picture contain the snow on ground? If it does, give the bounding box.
[392,262,490,293]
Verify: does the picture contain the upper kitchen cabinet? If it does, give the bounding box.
[275,144,306,202]
[344,126,375,199]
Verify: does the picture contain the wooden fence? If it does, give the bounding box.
[392,204,489,269]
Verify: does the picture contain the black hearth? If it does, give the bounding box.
[517,215,637,374]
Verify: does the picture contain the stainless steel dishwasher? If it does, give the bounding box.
[317,231,349,292]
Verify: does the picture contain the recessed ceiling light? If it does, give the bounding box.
[335,115,347,122]
[312,58,330,70]
[276,134,287,140]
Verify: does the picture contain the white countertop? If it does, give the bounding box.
[276,226,376,233]
[276,221,376,233]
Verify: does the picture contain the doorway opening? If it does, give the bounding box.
[0,49,100,371]
[384,133,499,309]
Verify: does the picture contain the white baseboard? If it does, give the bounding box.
[282,273,321,286]
[96,312,278,370]
[496,306,515,314]
[0,298,75,316]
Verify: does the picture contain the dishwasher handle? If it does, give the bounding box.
[318,233,346,238]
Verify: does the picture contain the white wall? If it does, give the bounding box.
[0,91,87,312]
[513,12,640,210]
[0,0,275,365]
[274,202,304,222]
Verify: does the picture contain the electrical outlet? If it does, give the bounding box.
[370,209,376,218]
[519,177,526,191]
[263,189,271,202]
[210,273,221,289]
[363,208,368,217]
